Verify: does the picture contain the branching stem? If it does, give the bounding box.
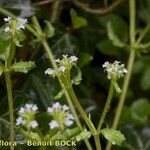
[105,0,136,149]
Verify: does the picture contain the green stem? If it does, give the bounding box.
[136,22,150,45]
[4,40,16,150]
[68,86,101,150]
[5,71,14,150]
[94,135,102,150]
[68,86,97,134]
[97,82,114,132]
[0,7,16,18]
[105,0,136,149]
[112,49,135,129]
[43,40,93,150]
[50,0,63,22]
[32,16,93,150]
[113,0,136,132]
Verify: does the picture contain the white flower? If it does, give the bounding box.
[47,102,61,114]
[102,61,109,68]
[102,61,127,80]
[65,114,74,126]
[52,102,61,110]
[16,18,28,30]
[62,105,69,111]
[49,120,59,129]
[32,104,38,111]
[67,114,74,120]
[45,55,78,78]
[61,55,78,64]
[47,107,53,113]
[70,56,78,62]
[4,17,27,33]
[58,66,66,72]
[30,120,38,128]
[62,54,68,59]
[122,68,128,73]
[25,103,33,110]
[4,17,11,22]
[16,103,38,129]
[19,107,25,113]
[48,102,70,113]
[45,68,54,75]
[55,58,60,63]
[16,117,23,125]
[47,102,74,129]
[23,103,38,113]
[64,119,74,126]
[4,26,11,32]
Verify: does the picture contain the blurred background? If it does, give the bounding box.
[0,0,150,149]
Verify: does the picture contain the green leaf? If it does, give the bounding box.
[131,98,150,124]
[50,131,64,141]
[13,30,26,47]
[133,60,145,74]
[107,22,126,48]
[112,80,121,93]
[0,61,5,76]
[54,90,64,100]
[97,39,121,56]
[121,125,150,150]
[77,52,93,68]
[17,127,41,142]
[12,61,36,73]
[63,127,81,140]
[73,129,91,142]
[44,20,55,38]
[0,40,11,55]
[72,67,82,85]
[99,14,128,41]
[120,106,133,124]
[70,9,88,29]
[138,0,150,23]
[141,67,150,90]
[0,26,11,41]
[101,128,126,145]
[0,27,11,61]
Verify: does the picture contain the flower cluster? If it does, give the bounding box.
[102,61,127,93]
[102,61,127,80]
[4,17,27,33]
[45,55,78,77]
[47,102,74,130]
[16,103,38,129]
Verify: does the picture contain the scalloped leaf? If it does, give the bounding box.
[12,61,36,73]
[73,129,91,142]
[17,127,41,142]
[101,128,126,145]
